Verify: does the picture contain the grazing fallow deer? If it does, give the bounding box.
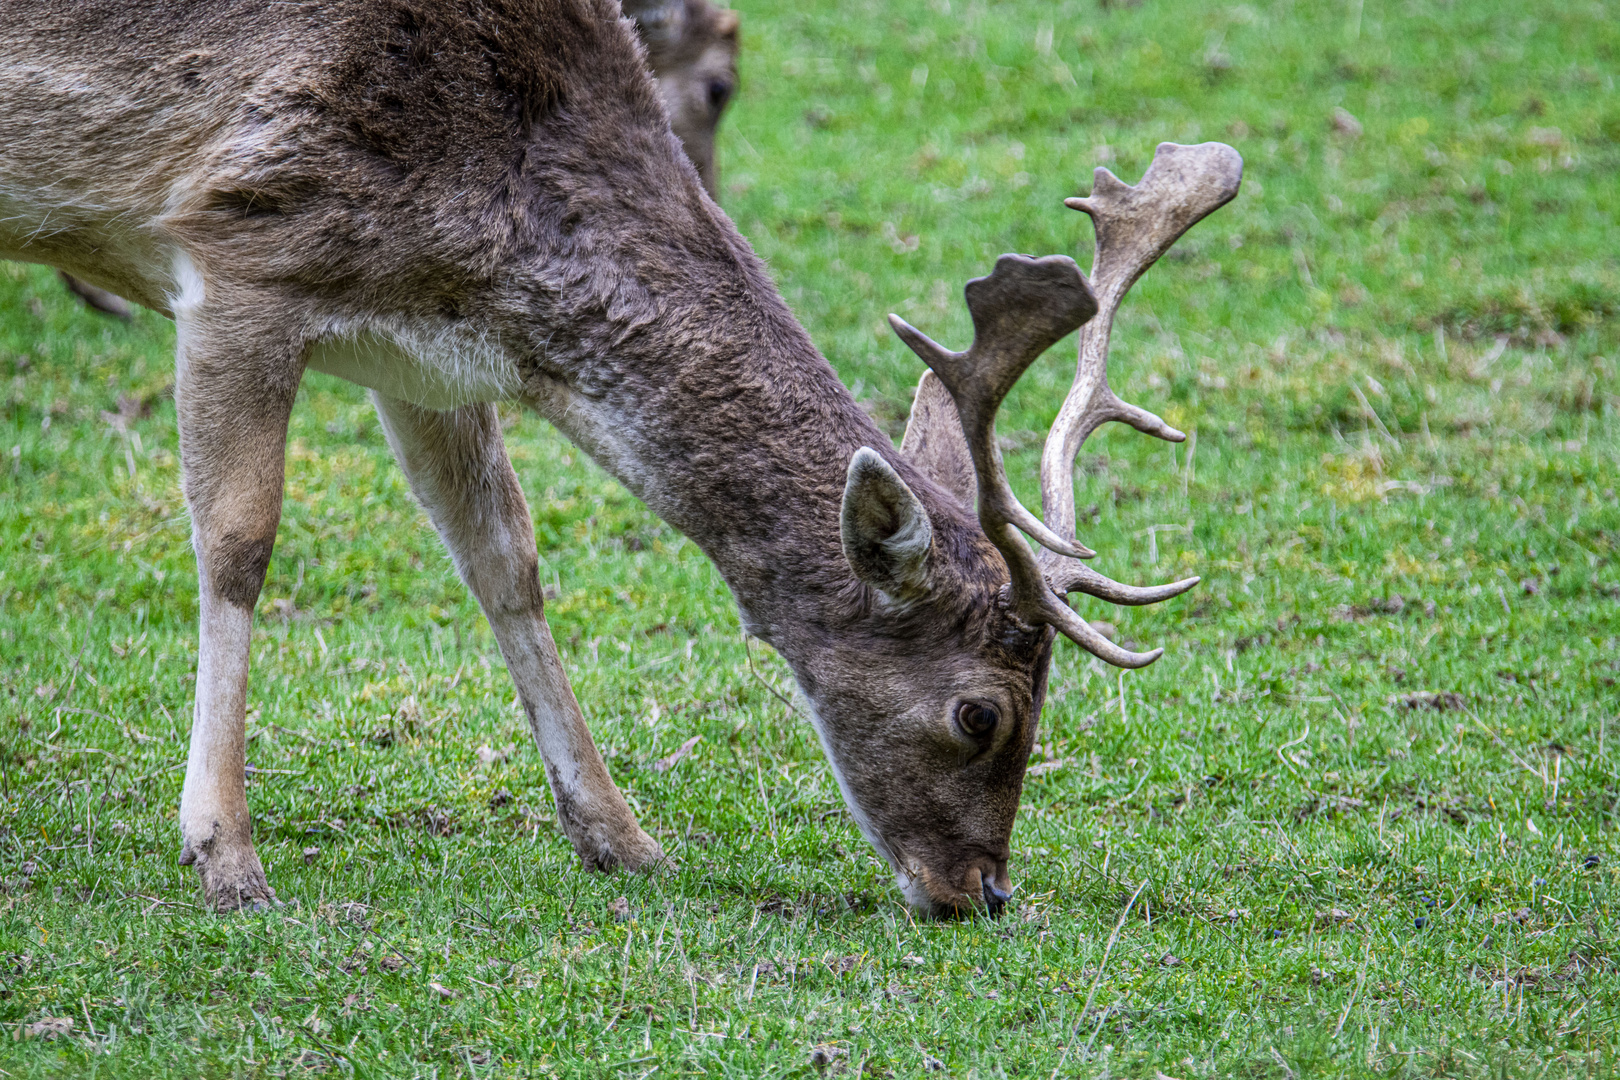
[0,0,1238,915]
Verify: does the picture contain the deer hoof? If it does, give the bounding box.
[182,838,279,913]
[576,825,671,874]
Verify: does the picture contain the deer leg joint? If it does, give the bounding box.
[211,532,276,608]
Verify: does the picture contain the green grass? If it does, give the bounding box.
[2,0,1618,1075]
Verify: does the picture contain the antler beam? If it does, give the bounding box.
[1039,142,1243,599]
[890,254,1098,563]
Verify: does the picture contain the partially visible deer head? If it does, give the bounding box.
[822,142,1241,915]
[623,0,740,197]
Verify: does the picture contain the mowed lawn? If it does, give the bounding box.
[2,0,1618,1075]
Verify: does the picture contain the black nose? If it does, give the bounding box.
[982,880,1011,916]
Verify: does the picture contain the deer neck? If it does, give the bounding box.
[512,237,907,646]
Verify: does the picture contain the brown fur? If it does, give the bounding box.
[52,0,737,308]
[0,0,1047,916]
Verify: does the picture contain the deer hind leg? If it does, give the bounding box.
[371,394,667,872]
[172,279,303,912]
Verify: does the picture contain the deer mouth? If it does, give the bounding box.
[898,858,1013,919]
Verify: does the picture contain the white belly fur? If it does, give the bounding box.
[306,322,519,411]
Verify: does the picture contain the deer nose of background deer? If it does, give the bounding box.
[982,879,1012,916]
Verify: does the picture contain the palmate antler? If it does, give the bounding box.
[892,142,1243,669]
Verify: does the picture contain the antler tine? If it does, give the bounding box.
[891,255,1168,669]
[1037,141,1242,607]
[1047,560,1201,607]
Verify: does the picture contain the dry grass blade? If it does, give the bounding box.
[652,735,702,773]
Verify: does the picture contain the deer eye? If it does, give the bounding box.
[707,78,733,111]
[955,701,999,738]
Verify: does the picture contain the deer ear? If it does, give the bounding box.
[841,447,934,599]
[899,370,976,511]
[622,0,683,48]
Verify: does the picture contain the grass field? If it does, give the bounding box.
[3,0,1618,1075]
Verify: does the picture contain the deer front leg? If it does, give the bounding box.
[172,290,303,912]
[371,394,666,872]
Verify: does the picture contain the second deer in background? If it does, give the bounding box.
[625,0,740,198]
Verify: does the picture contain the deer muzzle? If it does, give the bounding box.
[904,858,1014,919]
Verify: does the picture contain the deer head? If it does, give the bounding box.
[818,142,1241,915]
[622,0,740,198]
